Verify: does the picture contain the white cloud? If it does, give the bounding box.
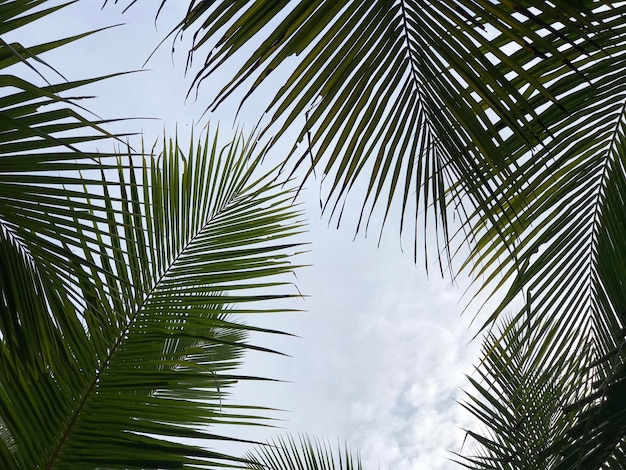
[234,193,484,469]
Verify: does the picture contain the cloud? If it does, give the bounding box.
[245,192,484,469]
[316,286,478,469]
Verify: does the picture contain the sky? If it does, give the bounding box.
[15,2,499,468]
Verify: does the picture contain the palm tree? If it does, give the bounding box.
[0,1,306,468]
[106,1,626,468]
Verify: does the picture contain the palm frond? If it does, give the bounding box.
[0,2,308,468]
[0,128,306,469]
[111,0,602,266]
[457,310,592,469]
[0,0,135,303]
[245,434,363,470]
[460,3,626,467]
[541,135,626,469]
[104,1,626,467]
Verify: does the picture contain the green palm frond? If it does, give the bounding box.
[0,0,134,302]
[457,310,591,469]
[538,137,626,469]
[111,0,601,265]
[549,363,626,470]
[0,1,139,426]
[1,4,307,467]
[101,1,626,467]
[0,128,306,469]
[459,4,626,467]
[245,434,362,470]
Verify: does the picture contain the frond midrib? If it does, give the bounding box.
[44,186,245,469]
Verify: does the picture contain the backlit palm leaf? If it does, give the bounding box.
[460,3,626,468]
[457,310,592,469]
[113,0,600,266]
[104,1,626,467]
[245,434,362,470]
[0,0,138,431]
[0,0,134,341]
[1,2,306,467]
[0,129,306,469]
[139,2,626,466]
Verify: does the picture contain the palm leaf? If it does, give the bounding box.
[1,3,308,468]
[0,0,139,404]
[245,434,362,470]
[539,135,626,469]
[104,1,626,467]
[457,309,591,469]
[110,0,599,267]
[459,4,626,467]
[0,128,306,469]
[0,0,135,309]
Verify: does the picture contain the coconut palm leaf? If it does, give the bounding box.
[103,1,626,467]
[0,0,135,305]
[533,135,626,469]
[244,434,362,470]
[1,3,306,467]
[456,308,593,469]
[0,0,137,418]
[109,0,602,266]
[457,4,626,467]
[0,128,306,469]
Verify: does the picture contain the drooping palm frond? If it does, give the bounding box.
[0,0,139,442]
[1,3,308,467]
[0,127,306,469]
[459,3,626,468]
[0,0,134,317]
[540,135,626,469]
[244,434,362,470]
[456,308,593,469]
[101,1,626,467]
[110,0,600,267]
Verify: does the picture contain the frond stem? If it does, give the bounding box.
[45,200,227,469]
